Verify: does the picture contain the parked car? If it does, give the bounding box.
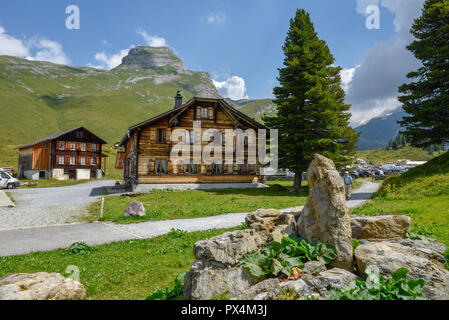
[0,168,19,189]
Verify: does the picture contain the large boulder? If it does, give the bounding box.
[245,209,297,242]
[297,154,354,271]
[351,215,411,239]
[0,273,86,300]
[355,239,449,300]
[124,201,146,217]
[307,268,358,296]
[193,229,263,266]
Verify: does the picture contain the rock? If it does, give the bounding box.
[245,209,297,242]
[307,268,358,296]
[351,215,411,239]
[297,154,354,271]
[193,230,263,266]
[183,265,258,300]
[355,239,449,300]
[119,46,186,73]
[124,201,146,217]
[279,279,308,296]
[0,273,86,300]
[301,261,327,282]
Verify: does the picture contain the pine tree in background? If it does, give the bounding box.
[263,9,359,192]
[398,0,449,148]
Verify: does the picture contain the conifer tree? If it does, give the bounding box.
[264,9,359,192]
[398,0,449,147]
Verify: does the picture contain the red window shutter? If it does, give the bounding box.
[86,156,90,164]
[76,156,80,164]
[76,142,81,150]
[65,155,70,164]
[96,157,100,165]
[65,142,70,150]
[87,144,91,151]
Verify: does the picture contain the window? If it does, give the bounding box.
[157,129,166,144]
[156,159,167,174]
[186,129,194,145]
[44,143,49,150]
[59,141,65,150]
[70,142,76,151]
[76,131,84,139]
[91,157,96,165]
[212,161,223,174]
[91,144,97,152]
[81,157,86,165]
[201,108,208,119]
[81,143,86,151]
[1,171,10,179]
[58,156,64,165]
[70,156,76,165]
[185,160,195,174]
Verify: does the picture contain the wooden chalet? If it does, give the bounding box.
[117,91,267,189]
[17,127,107,180]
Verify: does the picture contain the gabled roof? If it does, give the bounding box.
[18,127,107,149]
[119,95,267,147]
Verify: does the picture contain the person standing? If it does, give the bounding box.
[371,170,376,182]
[343,171,353,200]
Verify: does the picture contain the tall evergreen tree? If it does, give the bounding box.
[264,9,359,192]
[398,0,449,148]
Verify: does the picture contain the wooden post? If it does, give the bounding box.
[100,196,105,219]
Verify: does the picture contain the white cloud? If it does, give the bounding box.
[346,0,425,125]
[340,66,359,93]
[213,76,249,100]
[137,29,168,47]
[205,13,227,26]
[92,48,131,70]
[0,26,70,65]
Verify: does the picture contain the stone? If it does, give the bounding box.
[193,229,263,266]
[124,200,146,217]
[355,239,449,300]
[307,268,358,296]
[351,215,411,239]
[245,209,297,242]
[297,154,354,271]
[0,272,86,300]
[279,279,308,296]
[301,261,327,282]
[120,46,186,73]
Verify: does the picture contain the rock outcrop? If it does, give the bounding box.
[245,209,297,242]
[307,268,358,296]
[297,154,354,271]
[119,46,186,73]
[351,215,411,239]
[124,201,146,217]
[355,239,449,300]
[0,273,86,300]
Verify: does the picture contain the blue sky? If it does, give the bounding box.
[0,0,425,124]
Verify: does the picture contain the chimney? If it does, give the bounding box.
[174,90,183,108]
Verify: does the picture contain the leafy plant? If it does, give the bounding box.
[240,234,338,278]
[239,222,248,230]
[327,268,426,300]
[66,242,93,255]
[352,239,361,252]
[211,291,231,300]
[406,223,436,241]
[146,272,186,300]
[167,228,187,239]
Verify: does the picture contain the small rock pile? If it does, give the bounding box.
[183,154,449,300]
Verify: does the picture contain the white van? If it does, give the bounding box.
[0,169,19,189]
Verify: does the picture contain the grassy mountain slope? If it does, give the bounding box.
[352,152,449,247]
[356,146,446,165]
[227,98,275,123]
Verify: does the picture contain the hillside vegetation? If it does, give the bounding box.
[356,146,446,165]
[352,152,449,246]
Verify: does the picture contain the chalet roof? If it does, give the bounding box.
[118,95,267,147]
[17,127,107,149]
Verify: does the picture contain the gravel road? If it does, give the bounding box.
[0,180,116,230]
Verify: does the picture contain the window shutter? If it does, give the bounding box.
[150,128,156,143]
[96,157,100,165]
[86,156,90,164]
[65,142,70,150]
[65,155,70,164]
[166,128,171,143]
[97,144,100,152]
[76,142,81,150]
[87,143,91,151]
[208,107,213,119]
[196,107,201,120]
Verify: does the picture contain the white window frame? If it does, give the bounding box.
[201,108,208,119]
[70,142,76,151]
[81,157,86,166]
[91,144,97,152]
[70,156,76,165]
[81,143,86,151]
[58,156,64,165]
[59,141,65,150]
[91,157,96,165]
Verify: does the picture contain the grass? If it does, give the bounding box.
[356,146,445,165]
[20,179,88,188]
[351,152,449,246]
[0,227,237,300]
[90,180,309,224]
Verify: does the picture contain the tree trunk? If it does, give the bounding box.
[290,172,303,193]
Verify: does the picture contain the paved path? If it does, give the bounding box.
[0,182,380,257]
[0,191,14,207]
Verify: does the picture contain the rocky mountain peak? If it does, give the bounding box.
[119,46,186,73]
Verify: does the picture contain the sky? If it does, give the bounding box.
[0,0,426,125]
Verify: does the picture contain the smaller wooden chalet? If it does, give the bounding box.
[17,127,107,180]
[117,91,267,191]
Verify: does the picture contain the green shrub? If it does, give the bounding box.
[327,268,426,300]
[240,234,337,278]
[444,249,449,271]
[66,242,93,255]
[146,272,186,300]
[167,228,187,239]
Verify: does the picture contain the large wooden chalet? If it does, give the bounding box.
[117,91,267,190]
[17,127,107,180]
